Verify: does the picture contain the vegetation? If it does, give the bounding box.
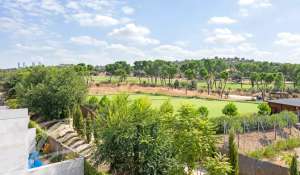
[93,93,258,118]
[290,154,299,175]
[2,66,87,119]
[203,153,232,175]
[95,58,300,99]
[248,138,300,159]
[222,103,238,117]
[228,130,239,175]
[92,94,228,175]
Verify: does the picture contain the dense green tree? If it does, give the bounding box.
[174,104,216,174]
[257,73,275,100]
[15,66,87,119]
[222,103,238,117]
[274,72,285,92]
[198,106,209,118]
[257,103,271,115]
[250,72,259,89]
[94,95,180,175]
[219,71,229,98]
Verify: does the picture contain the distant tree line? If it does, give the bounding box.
[103,58,300,99]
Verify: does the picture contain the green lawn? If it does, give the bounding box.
[93,93,259,118]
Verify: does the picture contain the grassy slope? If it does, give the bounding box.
[93,93,258,118]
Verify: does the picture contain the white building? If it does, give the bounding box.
[0,107,84,175]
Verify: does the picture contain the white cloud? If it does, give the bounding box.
[274,32,300,47]
[108,23,160,45]
[208,17,237,25]
[205,28,251,44]
[0,17,44,36]
[105,44,145,58]
[70,36,107,46]
[174,41,189,47]
[72,13,119,27]
[153,45,194,58]
[41,0,65,14]
[122,6,135,15]
[16,43,55,51]
[238,0,272,8]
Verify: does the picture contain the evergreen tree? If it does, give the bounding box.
[85,114,92,143]
[229,130,239,175]
[290,154,299,175]
[73,105,85,136]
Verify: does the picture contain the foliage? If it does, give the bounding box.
[274,72,285,91]
[85,114,92,143]
[86,96,100,111]
[94,95,180,175]
[257,103,271,115]
[94,95,220,175]
[29,120,47,142]
[84,160,104,175]
[222,103,238,117]
[73,105,85,136]
[204,153,232,175]
[198,106,209,118]
[13,66,87,120]
[4,98,20,109]
[159,99,174,116]
[290,154,299,175]
[248,138,300,159]
[228,130,239,175]
[211,111,298,134]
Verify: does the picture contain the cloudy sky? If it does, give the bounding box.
[1,0,300,68]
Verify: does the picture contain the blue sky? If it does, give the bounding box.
[1,0,300,68]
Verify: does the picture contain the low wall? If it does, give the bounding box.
[239,154,289,175]
[28,157,84,175]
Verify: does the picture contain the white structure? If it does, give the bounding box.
[0,107,84,175]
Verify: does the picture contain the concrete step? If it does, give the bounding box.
[77,144,92,154]
[64,136,81,146]
[48,122,63,132]
[70,140,86,149]
[58,132,77,143]
[57,129,74,139]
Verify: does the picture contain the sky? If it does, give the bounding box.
[1,0,300,68]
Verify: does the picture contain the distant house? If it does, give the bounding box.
[268,98,300,118]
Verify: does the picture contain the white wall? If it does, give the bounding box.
[0,108,29,174]
[28,158,84,175]
[27,128,36,154]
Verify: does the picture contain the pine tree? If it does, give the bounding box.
[229,130,239,175]
[290,154,299,175]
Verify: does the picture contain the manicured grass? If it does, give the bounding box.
[93,93,258,118]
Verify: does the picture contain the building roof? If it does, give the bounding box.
[268,98,300,107]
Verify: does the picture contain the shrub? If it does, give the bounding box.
[4,98,19,109]
[84,160,103,175]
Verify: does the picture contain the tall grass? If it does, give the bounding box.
[248,138,300,159]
